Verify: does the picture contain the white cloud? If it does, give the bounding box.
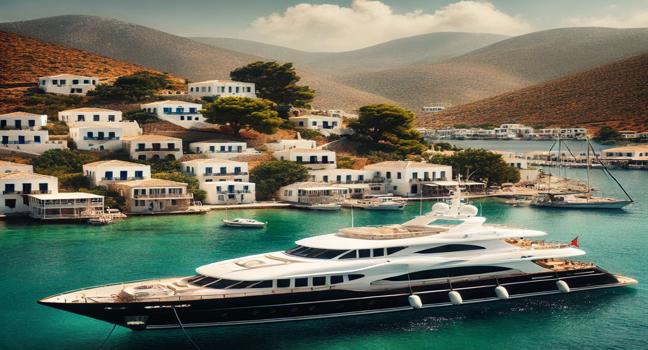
[566,12,648,28]
[248,0,532,52]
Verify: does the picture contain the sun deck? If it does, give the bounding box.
[336,225,447,240]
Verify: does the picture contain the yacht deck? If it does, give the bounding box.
[337,225,447,240]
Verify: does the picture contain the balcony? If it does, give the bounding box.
[332,177,385,184]
[136,148,181,152]
[162,111,200,115]
[133,193,193,199]
[408,177,447,183]
[204,172,248,176]
[1,141,43,145]
[215,190,252,194]
[3,190,52,195]
[84,137,120,141]
[101,176,145,181]
[296,161,335,164]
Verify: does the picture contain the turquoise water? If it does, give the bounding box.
[1,169,647,349]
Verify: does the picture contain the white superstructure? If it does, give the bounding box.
[188,80,256,98]
[58,108,122,124]
[141,100,205,129]
[39,74,98,95]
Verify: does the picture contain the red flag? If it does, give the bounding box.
[570,236,579,248]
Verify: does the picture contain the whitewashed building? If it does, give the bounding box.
[289,115,344,136]
[308,169,377,184]
[0,111,47,130]
[0,129,67,155]
[28,192,104,220]
[58,108,122,124]
[265,138,316,152]
[181,158,249,182]
[278,182,350,204]
[112,179,192,214]
[69,121,142,151]
[0,172,58,215]
[141,100,205,129]
[122,135,183,161]
[188,80,256,98]
[83,160,151,187]
[0,160,33,174]
[200,181,256,205]
[364,161,453,197]
[273,148,336,169]
[189,140,256,159]
[38,74,98,95]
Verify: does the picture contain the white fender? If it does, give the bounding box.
[448,291,463,305]
[495,285,510,300]
[556,280,570,293]
[408,294,423,309]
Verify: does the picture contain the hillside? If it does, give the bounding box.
[418,53,648,131]
[341,27,648,110]
[192,32,508,75]
[0,15,395,110]
[0,30,168,113]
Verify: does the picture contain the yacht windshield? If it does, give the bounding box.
[285,245,348,259]
[428,219,465,226]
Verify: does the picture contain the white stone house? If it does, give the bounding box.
[141,100,205,129]
[188,80,256,98]
[200,181,256,205]
[83,160,151,187]
[308,169,384,198]
[189,140,257,159]
[278,182,350,204]
[273,148,336,169]
[0,160,33,174]
[38,74,98,95]
[289,115,344,136]
[0,111,47,130]
[58,108,122,124]
[181,158,249,182]
[0,129,67,155]
[364,161,452,197]
[0,172,58,215]
[122,135,183,161]
[265,138,316,152]
[112,179,192,214]
[69,122,142,151]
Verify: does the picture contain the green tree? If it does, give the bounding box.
[80,186,125,208]
[428,148,520,186]
[88,71,171,103]
[350,104,427,156]
[202,97,283,136]
[593,126,621,144]
[250,160,309,200]
[33,149,95,175]
[123,110,159,124]
[230,61,315,115]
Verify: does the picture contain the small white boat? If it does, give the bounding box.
[222,218,267,228]
[308,203,342,211]
[353,197,406,211]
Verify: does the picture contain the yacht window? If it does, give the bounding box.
[331,275,344,284]
[416,244,486,254]
[192,277,218,286]
[317,249,348,259]
[209,279,239,289]
[429,219,465,226]
[277,279,291,288]
[229,280,260,288]
[286,246,308,255]
[295,278,309,287]
[250,280,273,288]
[359,249,370,258]
[372,248,385,257]
[313,277,326,286]
[347,274,364,281]
[384,266,512,281]
[187,275,205,283]
[338,250,357,259]
[387,246,407,255]
[285,245,347,259]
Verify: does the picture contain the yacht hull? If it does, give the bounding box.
[39,268,635,331]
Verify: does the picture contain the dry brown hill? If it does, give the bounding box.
[0,15,394,110]
[418,53,648,131]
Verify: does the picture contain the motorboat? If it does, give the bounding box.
[353,197,406,211]
[222,218,266,228]
[308,203,342,211]
[39,190,636,331]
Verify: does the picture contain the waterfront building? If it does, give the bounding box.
[38,74,98,95]
[58,108,122,124]
[83,160,151,187]
[122,135,183,161]
[364,161,453,197]
[278,182,350,204]
[69,121,142,151]
[181,158,249,182]
[200,180,255,205]
[265,138,316,152]
[27,192,104,220]
[601,145,648,169]
[0,111,48,130]
[497,151,529,169]
[112,178,192,214]
[308,169,384,198]
[141,100,205,129]
[188,140,256,159]
[619,131,640,140]
[273,148,336,170]
[289,115,344,136]
[0,172,58,215]
[0,160,33,174]
[188,80,256,98]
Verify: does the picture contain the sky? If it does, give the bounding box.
[1,0,647,51]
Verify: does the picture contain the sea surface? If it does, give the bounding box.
[1,144,647,349]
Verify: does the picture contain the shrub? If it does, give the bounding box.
[336,156,355,169]
[298,129,322,140]
[88,71,172,103]
[123,110,159,124]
